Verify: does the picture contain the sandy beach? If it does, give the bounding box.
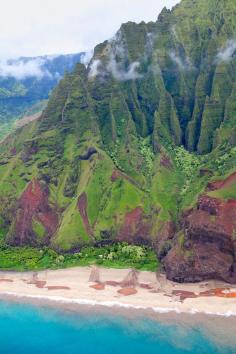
[0,267,236,317]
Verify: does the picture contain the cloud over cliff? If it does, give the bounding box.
[0,58,52,80]
[88,32,142,82]
[216,40,236,63]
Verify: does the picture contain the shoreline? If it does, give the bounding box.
[0,266,235,318]
[1,291,236,317]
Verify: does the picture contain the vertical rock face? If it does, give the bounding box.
[7,179,58,246]
[164,185,236,283]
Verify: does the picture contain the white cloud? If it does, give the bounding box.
[169,51,185,70]
[0,58,52,80]
[88,59,102,78]
[88,57,142,81]
[88,36,142,82]
[171,25,179,40]
[145,33,156,57]
[216,40,236,63]
[169,51,193,71]
[80,51,94,67]
[107,57,142,81]
[0,0,179,59]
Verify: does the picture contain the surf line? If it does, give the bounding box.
[1,291,236,317]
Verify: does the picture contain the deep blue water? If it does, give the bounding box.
[0,300,234,354]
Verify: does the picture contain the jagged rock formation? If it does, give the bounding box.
[0,0,236,282]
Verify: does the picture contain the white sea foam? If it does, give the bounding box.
[1,291,236,317]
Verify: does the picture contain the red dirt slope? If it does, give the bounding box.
[8,179,58,246]
[164,173,236,284]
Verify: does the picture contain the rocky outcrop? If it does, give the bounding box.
[154,221,176,260]
[164,194,236,283]
[7,179,58,246]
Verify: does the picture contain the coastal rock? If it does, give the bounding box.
[164,194,236,283]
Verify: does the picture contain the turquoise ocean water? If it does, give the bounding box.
[0,300,234,354]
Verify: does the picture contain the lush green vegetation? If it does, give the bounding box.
[0,243,159,272]
[173,146,201,196]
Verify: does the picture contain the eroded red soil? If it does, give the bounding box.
[164,172,236,283]
[117,207,151,244]
[9,179,58,246]
[208,172,236,191]
[77,192,93,238]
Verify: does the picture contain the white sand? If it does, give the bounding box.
[0,267,236,316]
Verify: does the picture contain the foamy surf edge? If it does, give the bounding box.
[1,291,236,317]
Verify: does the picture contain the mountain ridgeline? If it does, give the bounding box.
[1,0,236,283]
[0,52,84,139]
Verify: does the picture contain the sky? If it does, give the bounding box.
[0,0,179,59]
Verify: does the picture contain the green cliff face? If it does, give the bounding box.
[1,0,236,282]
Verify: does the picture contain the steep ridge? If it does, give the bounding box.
[0,0,236,282]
